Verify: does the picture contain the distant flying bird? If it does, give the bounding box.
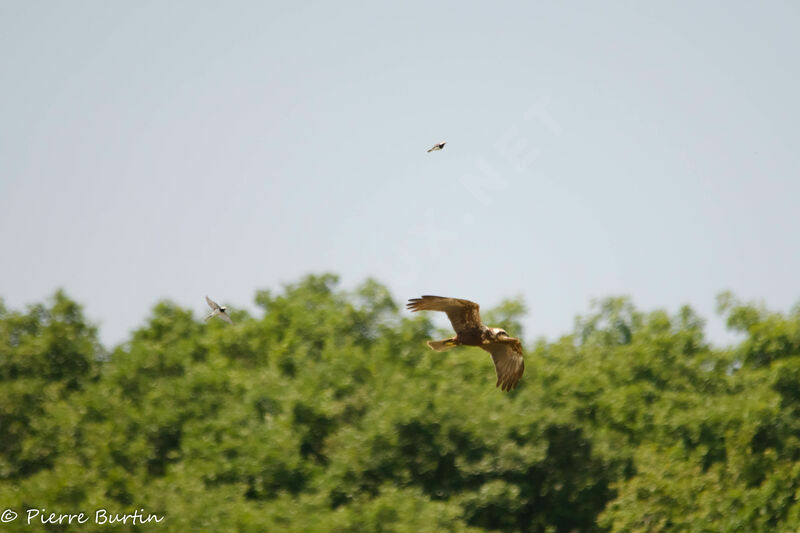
[407,295,524,391]
[427,142,446,153]
[205,295,233,324]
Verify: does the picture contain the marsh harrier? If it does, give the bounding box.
[407,295,524,391]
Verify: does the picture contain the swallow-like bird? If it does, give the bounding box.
[427,142,446,153]
[205,295,233,324]
[407,295,524,391]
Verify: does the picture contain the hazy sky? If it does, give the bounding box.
[2,1,799,348]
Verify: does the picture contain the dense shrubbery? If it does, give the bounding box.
[2,275,800,531]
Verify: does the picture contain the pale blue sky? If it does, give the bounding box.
[2,1,799,347]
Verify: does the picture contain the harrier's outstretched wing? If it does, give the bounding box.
[481,338,525,391]
[406,295,482,334]
[205,296,221,311]
[218,312,234,325]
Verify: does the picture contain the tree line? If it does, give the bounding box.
[1,274,799,531]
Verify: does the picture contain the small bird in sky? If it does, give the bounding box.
[427,142,446,153]
[205,295,233,324]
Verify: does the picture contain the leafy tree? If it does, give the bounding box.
[2,280,800,531]
[0,291,101,481]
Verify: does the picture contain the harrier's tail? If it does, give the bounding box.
[427,338,457,352]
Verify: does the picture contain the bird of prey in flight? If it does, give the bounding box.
[407,295,524,391]
[205,295,233,324]
[427,142,446,153]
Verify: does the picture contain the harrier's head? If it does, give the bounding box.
[490,327,509,340]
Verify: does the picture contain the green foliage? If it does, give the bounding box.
[0,291,101,481]
[2,280,800,531]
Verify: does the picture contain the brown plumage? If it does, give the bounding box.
[406,295,524,391]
